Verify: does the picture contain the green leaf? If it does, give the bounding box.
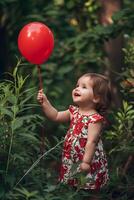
[58,65,73,75]
[112,10,127,21]
[20,93,35,105]
[13,153,25,162]
[44,185,57,192]
[14,187,38,198]
[8,95,17,104]
[0,107,13,118]
[11,105,19,114]
[12,118,23,131]
[13,66,18,77]
[123,101,128,111]
[19,133,39,143]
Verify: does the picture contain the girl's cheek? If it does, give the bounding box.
[72,90,74,96]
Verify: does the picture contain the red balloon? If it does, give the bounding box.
[18,22,54,64]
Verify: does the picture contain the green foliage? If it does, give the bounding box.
[105,100,134,199]
[121,42,134,99]
[9,187,39,200]
[0,63,45,199]
[106,101,134,153]
[0,1,134,199]
[104,42,134,199]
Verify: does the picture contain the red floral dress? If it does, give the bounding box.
[59,105,109,190]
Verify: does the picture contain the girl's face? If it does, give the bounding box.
[72,76,95,106]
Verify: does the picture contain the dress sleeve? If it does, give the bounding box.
[89,114,105,124]
[69,105,77,115]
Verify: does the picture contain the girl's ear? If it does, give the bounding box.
[93,96,100,103]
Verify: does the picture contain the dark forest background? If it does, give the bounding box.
[0,0,134,199]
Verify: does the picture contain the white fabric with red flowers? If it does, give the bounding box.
[59,105,109,190]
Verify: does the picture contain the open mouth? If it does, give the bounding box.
[74,92,81,97]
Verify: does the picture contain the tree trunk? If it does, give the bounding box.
[99,0,123,107]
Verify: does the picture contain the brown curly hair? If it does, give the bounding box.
[83,73,112,116]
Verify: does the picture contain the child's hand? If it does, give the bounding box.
[37,89,47,105]
[80,162,91,172]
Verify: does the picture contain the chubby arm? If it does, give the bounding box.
[80,121,102,171]
[37,89,70,122]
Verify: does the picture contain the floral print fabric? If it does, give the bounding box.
[59,105,109,190]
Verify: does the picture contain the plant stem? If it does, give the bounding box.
[14,139,64,188]
[5,120,14,175]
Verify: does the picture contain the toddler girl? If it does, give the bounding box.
[37,73,112,196]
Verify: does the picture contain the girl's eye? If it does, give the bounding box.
[76,84,79,88]
[83,85,87,89]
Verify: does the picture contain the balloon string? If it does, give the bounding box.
[37,65,45,157]
[37,65,43,90]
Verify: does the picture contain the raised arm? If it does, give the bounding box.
[80,121,102,171]
[37,89,70,123]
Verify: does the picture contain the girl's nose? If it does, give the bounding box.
[74,88,79,91]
